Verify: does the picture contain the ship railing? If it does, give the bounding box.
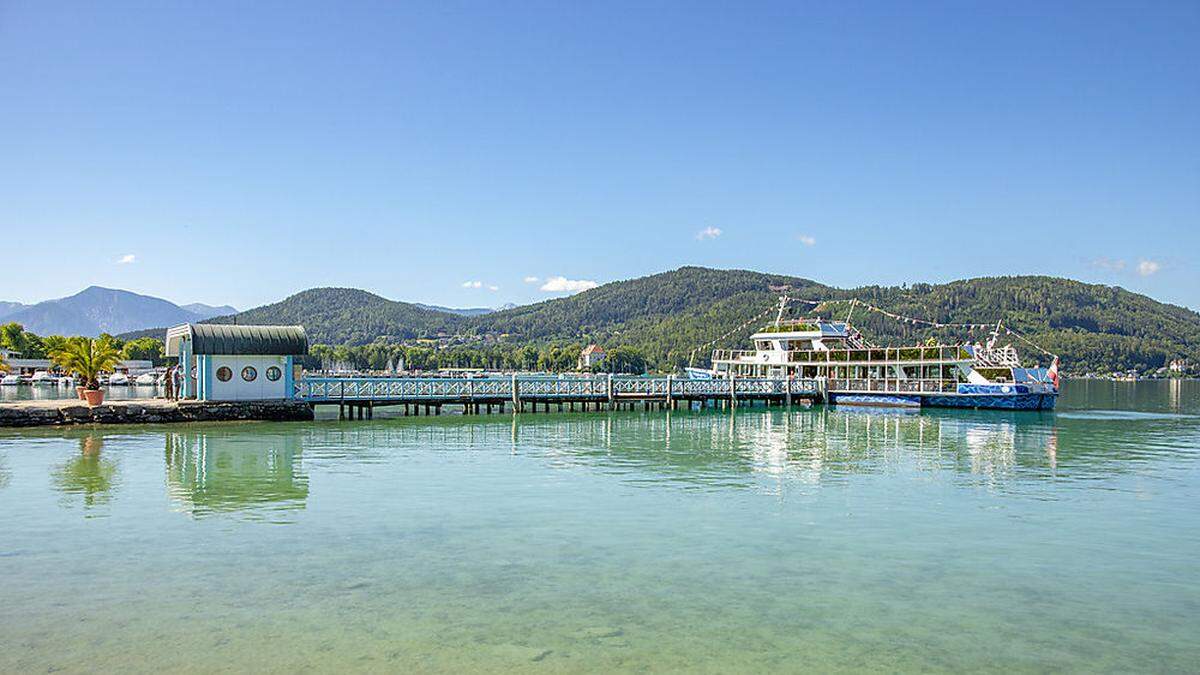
[971,346,1021,367]
[828,379,958,394]
[711,345,974,365]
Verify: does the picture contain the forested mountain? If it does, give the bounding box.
[466,269,1200,374]
[206,288,465,343]
[152,268,1198,374]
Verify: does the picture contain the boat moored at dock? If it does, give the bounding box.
[702,297,1059,411]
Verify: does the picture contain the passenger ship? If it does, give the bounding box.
[695,301,1059,410]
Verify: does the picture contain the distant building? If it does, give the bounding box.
[0,348,51,375]
[1168,359,1187,373]
[578,344,606,370]
[165,324,308,401]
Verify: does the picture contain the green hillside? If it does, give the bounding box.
[205,269,1199,375]
[466,268,1199,374]
[206,288,464,344]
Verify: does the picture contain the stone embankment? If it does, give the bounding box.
[0,399,314,428]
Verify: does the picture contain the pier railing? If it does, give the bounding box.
[295,375,824,404]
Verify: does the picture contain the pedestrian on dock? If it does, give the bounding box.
[164,366,175,401]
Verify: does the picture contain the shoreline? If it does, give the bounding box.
[0,398,313,428]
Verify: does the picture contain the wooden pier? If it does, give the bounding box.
[296,374,826,419]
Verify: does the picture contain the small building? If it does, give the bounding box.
[0,348,51,375]
[165,324,308,401]
[578,344,606,370]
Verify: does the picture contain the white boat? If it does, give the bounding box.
[57,376,75,387]
[1,374,21,386]
[135,372,158,385]
[108,372,131,386]
[30,370,55,385]
[697,294,1059,411]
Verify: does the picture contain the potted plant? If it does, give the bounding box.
[51,337,122,406]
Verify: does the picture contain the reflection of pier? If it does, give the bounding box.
[296,375,825,419]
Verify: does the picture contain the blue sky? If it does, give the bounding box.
[1,1,1197,310]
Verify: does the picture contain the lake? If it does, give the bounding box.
[1,381,1197,672]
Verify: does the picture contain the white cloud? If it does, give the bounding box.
[1092,257,1127,272]
[116,254,136,265]
[1137,260,1161,277]
[461,280,483,288]
[487,285,499,292]
[797,234,816,246]
[695,226,722,241]
[540,276,599,293]
[523,276,539,283]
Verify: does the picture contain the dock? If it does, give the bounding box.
[297,374,826,419]
[0,375,826,428]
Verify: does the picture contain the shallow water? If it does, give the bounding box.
[1,380,1198,673]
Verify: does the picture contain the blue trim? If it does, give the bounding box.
[202,355,214,401]
[284,356,294,399]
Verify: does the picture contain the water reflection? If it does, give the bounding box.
[142,392,1199,517]
[164,429,307,521]
[293,408,1075,491]
[51,435,119,512]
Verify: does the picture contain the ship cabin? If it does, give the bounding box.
[711,319,1000,393]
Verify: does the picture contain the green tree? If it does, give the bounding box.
[121,337,164,365]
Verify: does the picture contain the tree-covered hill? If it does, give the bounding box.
[187,268,1198,375]
[464,269,1199,374]
[206,288,465,344]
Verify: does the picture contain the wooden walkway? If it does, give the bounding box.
[296,374,826,419]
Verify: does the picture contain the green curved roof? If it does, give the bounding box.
[168,324,308,356]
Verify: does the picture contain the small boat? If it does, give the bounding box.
[1,374,21,386]
[108,372,131,386]
[135,372,158,385]
[30,370,55,385]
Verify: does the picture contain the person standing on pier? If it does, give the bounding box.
[164,365,175,401]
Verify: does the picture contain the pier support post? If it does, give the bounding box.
[729,373,737,409]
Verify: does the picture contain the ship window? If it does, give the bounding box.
[216,366,232,382]
[241,366,258,382]
[266,366,282,382]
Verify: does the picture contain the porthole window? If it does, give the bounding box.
[216,366,233,382]
[241,366,258,382]
[266,366,282,382]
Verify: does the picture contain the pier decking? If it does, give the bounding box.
[297,374,826,419]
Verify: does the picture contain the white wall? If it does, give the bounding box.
[208,355,290,401]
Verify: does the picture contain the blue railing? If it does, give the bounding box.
[296,375,824,403]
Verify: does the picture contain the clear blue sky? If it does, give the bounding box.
[1,1,1197,310]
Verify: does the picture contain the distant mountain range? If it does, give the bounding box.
[8,269,1199,374]
[0,287,236,337]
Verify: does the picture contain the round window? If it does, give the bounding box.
[266,366,282,382]
[241,366,258,382]
[216,366,233,382]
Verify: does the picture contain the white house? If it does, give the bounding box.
[165,324,308,401]
[578,344,606,370]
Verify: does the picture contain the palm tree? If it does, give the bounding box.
[50,337,123,390]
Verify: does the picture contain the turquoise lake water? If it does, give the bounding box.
[2,381,1198,672]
